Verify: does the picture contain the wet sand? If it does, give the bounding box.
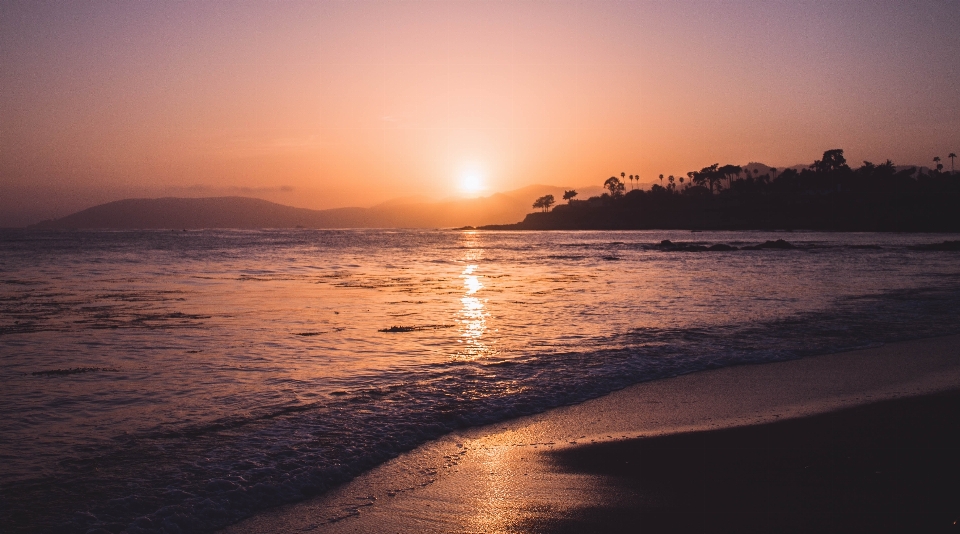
[526,390,960,533]
[223,335,960,533]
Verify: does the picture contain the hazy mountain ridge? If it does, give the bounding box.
[27,185,605,229]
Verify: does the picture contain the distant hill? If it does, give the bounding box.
[28,184,604,229]
[29,197,369,230]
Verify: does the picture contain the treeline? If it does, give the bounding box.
[489,150,960,231]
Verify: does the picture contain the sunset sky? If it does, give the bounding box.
[2,0,958,225]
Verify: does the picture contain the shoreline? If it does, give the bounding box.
[223,335,960,533]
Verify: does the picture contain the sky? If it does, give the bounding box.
[2,0,959,225]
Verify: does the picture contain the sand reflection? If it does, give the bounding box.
[466,444,514,531]
[460,432,564,534]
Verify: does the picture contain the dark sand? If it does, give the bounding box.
[224,335,960,533]
[524,391,960,533]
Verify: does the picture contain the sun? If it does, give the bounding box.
[459,167,485,195]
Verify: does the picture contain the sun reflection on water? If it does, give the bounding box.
[457,232,492,361]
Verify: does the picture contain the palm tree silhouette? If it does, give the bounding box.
[933,156,941,172]
[949,153,957,174]
[659,174,664,186]
[629,174,634,190]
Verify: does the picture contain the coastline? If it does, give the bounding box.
[223,335,960,533]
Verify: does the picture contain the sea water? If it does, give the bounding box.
[2,229,959,533]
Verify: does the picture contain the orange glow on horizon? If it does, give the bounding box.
[2,1,958,225]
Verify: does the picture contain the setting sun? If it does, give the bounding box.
[459,168,485,195]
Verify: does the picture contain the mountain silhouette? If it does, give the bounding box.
[28,185,604,229]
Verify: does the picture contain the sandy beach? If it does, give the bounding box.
[223,335,960,533]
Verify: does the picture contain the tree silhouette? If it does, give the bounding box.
[563,189,578,203]
[934,156,942,173]
[659,174,664,186]
[603,176,625,198]
[629,174,634,190]
[812,149,848,173]
[718,164,743,188]
[533,194,555,212]
[688,163,721,193]
[950,153,957,174]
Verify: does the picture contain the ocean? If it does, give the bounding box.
[2,229,959,533]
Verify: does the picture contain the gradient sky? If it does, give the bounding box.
[2,0,959,225]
